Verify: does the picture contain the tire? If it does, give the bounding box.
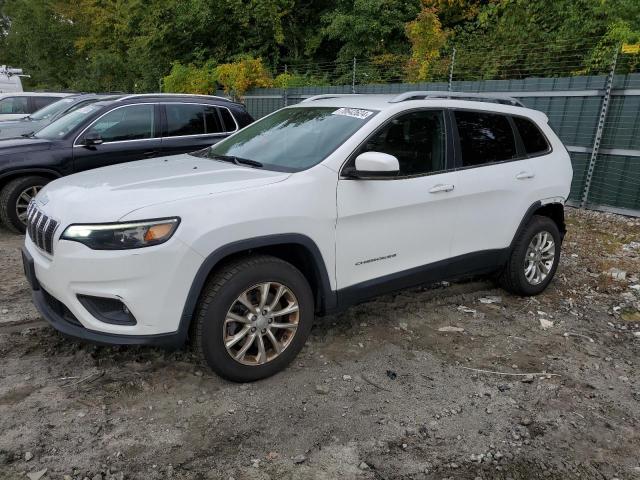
[191,254,314,382]
[499,215,561,296]
[0,176,50,233]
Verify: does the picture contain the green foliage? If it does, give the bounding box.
[214,57,274,99]
[405,7,448,81]
[163,61,217,94]
[1,0,639,91]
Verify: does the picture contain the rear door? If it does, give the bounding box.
[336,109,459,292]
[72,103,162,172]
[449,110,537,258]
[160,103,234,155]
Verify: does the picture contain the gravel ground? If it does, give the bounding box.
[1,207,639,480]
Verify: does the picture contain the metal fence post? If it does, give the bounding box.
[352,57,357,94]
[283,64,288,106]
[448,47,456,92]
[580,46,619,208]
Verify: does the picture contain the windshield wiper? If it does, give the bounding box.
[210,153,263,168]
[21,131,36,138]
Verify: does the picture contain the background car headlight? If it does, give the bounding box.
[61,218,180,250]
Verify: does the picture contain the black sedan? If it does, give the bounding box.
[0,94,254,232]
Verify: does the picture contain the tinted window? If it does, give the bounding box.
[166,104,223,136]
[219,108,236,131]
[86,104,155,142]
[357,110,446,176]
[455,111,517,166]
[205,107,223,133]
[513,116,549,155]
[33,96,59,111]
[0,97,28,114]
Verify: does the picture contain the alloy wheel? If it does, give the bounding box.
[16,185,42,226]
[223,282,299,366]
[524,231,556,285]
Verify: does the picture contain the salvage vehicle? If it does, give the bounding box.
[0,94,253,232]
[0,94,113,139]
[22,92,572,382]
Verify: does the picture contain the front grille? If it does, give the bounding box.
[26,201,59,255]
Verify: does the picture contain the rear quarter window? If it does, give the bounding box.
[513,116,550,155]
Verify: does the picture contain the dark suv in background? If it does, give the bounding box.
[0,94,253,232]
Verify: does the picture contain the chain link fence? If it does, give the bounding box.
[235,38,640,216]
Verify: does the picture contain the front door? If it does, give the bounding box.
[336,109,459,293]
[73,103,162,172]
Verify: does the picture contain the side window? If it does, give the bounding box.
[0,97,29,114]
[166,104,205,136]
[357,110,446,176]
[85,104,155,142]
[32,96,59,111]
[219,107,237,132]
[204,106,223,133]
[513,116,550,156]
[455,111,517,166]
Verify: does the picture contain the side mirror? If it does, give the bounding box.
[350,151,399,178]
[82,132,103,147]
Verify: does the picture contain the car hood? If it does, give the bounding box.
[0,136,52,155]
[37,153,291,223]
[0,119,45,139]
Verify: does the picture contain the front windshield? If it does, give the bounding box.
[206,106,377,172]
[35,104,102,139]
[29,97,77,121]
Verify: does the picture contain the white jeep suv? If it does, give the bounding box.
[22,92,573,381]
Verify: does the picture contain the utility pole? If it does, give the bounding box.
[448,47,456,92]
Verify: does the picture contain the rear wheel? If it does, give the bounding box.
[499,215,561,296]
[192,255,314,382]
[0,176,49,233]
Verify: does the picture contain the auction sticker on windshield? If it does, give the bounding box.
[332,107,374,119]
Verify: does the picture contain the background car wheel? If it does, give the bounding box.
[191,255,314,382]
[499,215,561,296]
[0,176,49,233]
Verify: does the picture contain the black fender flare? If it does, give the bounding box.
[176,233,336,343]
[509,200,566,251]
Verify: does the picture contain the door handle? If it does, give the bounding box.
[143,151,157,158]
[516,171,535,180]
[429,184,455,193]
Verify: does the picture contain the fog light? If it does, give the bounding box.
[77,295,137,326]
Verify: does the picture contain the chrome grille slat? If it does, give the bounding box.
[26,203,58,255]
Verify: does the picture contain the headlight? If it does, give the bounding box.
[61,218,180,250]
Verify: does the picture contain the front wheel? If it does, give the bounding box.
[0,176,50,233]
[499,215,561,296]
[191,255,314,382]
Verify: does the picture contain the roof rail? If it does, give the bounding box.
[301,93,361,103]
[116,93,232,102]
[388,91,525,107]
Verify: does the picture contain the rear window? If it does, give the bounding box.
[219,108,237,131]
[455,111,517,166]
[513,116,550,155]
[165,104,223,136]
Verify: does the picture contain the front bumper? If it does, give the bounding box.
[24,231,204,345]
[30,286,184,346]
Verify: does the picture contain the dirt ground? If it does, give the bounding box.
[1,208,639,480]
